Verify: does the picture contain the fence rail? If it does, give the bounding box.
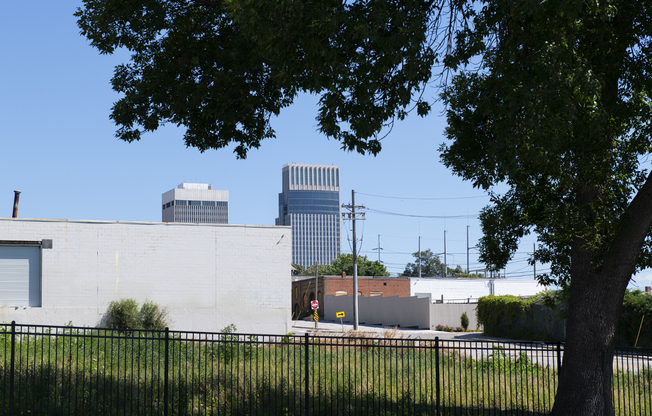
[1,321,650,415]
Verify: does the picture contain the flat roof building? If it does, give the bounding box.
[162,183,228,224]
[276,163,341,268]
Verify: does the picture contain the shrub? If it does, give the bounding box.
[460,312,469,331]
[105,299,170,330]
[139,300,170,330]
[106,299,140,330]
[477,295,533,330]
[617,290,652,347]
[435,324,464,332]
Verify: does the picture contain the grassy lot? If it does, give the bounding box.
[0,327,650,415]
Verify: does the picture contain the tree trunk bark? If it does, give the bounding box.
[552,171,652,415]
[551,267,629,416]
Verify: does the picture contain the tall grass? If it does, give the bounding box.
[0,325,650,415]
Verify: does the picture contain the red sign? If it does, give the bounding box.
[311,300,319,310]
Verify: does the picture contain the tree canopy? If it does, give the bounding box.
[402,249,478,277]
[75,0,437,158]
[294,253,389,277]
[401,249,443,277]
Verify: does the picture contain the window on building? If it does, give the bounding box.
[335,291,347,296]
[189,200,201,206]
[370,292,382,297]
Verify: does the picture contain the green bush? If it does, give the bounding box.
[617,290,652,347]
[106,299,140,330]
[460,312,469,331]
[139,300,170,331]
[476,295,533,329]
[105,299,170,330]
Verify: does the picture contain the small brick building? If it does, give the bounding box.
[291,275,410,318]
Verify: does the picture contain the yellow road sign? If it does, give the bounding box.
[336,311,345,318]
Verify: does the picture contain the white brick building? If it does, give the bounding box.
[0,218,291,333]
[410,277,544,303]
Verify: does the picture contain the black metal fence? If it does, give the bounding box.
[0,321,650,415]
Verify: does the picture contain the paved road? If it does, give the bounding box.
[291,319,651,372]
[292,319,509,341]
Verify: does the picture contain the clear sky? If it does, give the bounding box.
[1,2,651,289]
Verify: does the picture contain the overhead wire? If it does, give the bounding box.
[358,192,489,201]
[366,208,476,219]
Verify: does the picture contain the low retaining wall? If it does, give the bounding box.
[324,295,478,330]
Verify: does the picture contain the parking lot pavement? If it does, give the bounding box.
[290,319,487,341]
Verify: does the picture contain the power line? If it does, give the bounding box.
[358,192,489,201]
[366,208,476,219]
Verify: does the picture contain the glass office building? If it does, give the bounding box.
[276,164,341,268]
[162,183,229,224]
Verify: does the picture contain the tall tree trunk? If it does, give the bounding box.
[551,267,629,416]
[552,171,652,415]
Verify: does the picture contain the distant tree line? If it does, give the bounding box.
[401,249,480,278]
[293,253,389,277]
[294,250,482,278]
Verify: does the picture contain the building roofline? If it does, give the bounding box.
[0,217,290,230]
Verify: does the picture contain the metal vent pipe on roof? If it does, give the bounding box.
[12,190,20,218]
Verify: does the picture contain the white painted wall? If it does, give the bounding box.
[0,218,292,334]
[410,278,544,302]
[492,279,543,296]
[410,278,491,302]
[323,294,479,329]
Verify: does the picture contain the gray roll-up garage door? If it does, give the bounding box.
[0,245,41,307]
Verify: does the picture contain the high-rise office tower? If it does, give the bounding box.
[162,183,228,224]
[276,163,341,268]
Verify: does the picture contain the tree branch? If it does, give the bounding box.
[604,170,652,276]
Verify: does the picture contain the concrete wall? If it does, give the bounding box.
[0,218,292,333]
[323,294,478,330]
[410,278,544,302]
[429,303,479,330]
[324,294,431,329]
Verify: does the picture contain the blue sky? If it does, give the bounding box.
[1,2,651,288]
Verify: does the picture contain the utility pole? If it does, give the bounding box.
[466,226,470,274]
[533,242,536,280]
[418,236,421,278]
[342,190,365,330]
[373,234,383,263]
[444,230,448,278]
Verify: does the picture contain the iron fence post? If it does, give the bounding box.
[435,336,440,416]
[164,327,169,416]
[9,321,15,416]
[305,332,310,416]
